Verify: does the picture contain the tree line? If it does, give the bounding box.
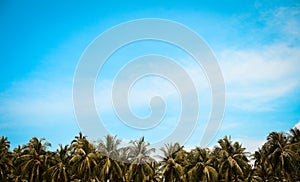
[0,127,299,182]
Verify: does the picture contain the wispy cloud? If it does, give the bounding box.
[258,6,300,43]
[233,137,265,153]
[0,77,74,126]
[95,57,211,113]
[218,43,300,111]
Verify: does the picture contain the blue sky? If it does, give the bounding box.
[1,0,300,152]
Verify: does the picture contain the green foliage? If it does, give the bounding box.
[0,127,299,181]
[159,143,185,182]
[215,136,251,181]
[0,136,12,182]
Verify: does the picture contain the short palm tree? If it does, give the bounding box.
[17,137,51,182]
[216,136,250,182]
[9,145,23,181]
[70,133,99,181]
[44,144,71,182]
[252,145,272,181]
[0,136,12,182]
[159,143,184,182]
[289,127,300,180]
[187,147,218,182]
[97,135,123,181]
[265,132,299,181]
[127,137,156,182]
[289,127,300,144]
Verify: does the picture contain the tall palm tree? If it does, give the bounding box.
[44,144,71,182]
[97,135,123,181]
[127,137,156,182]
[186,147,218,182]
[0,136,12,182]
[244,168,264,182]
[215,136,250,182]
[252,145,272,181]
[70,132,100,181]
[10,145,23,181]
[265,131,299,181]
[17,137,51,182]
[118,147,131,181]
[158,143,184,182]
[1,126,299,182]
[288,127,300,180]
[289,127,300,144]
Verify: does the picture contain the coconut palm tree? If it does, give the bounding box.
[9,145,23,181]
[127,137,156,182]
[97,135,123,181]
[215,136,250,182]
[158,143,184,182]
[289,127,300,144]
[186,147,218,182]
[44,144,71,182]
[1,127,299,181]
[265,131,299,181]
[288,127,300,180]
[70,133,100,181]
[244,168,264,182]
[17,137,51,182]
[252,145,272,181]
[0,136,12,182]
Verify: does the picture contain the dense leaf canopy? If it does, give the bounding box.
[0,127,299,181]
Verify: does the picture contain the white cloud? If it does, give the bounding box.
[295,121,300,129]
[0,78,74,125]
[219,44,299,84]
[259,6,300,42]
[233,137,265,153]
[95,59,211,114]
[218,43,300,111]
